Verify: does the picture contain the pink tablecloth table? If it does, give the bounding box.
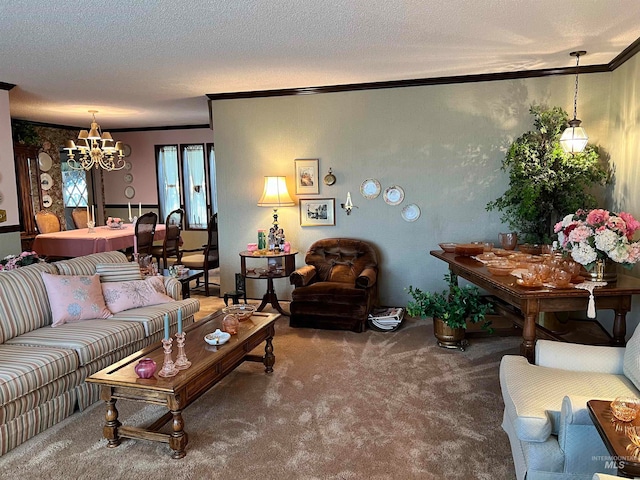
[32,224,166,258]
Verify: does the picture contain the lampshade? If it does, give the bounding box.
[560,119,589,154]
[257,176,295,207]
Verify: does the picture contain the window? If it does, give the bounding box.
[156,145,181,219]
[156,143,217,230]
[61,161,88,207]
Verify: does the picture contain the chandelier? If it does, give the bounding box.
[65,110,126,171]
[559,51,589,154]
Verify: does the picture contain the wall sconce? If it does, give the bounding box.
[341,192,357,215]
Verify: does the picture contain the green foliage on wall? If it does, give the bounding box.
[486,105,609,244]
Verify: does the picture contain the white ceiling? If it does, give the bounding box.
[2,0,640,130]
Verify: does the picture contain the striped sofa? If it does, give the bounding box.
[0,251,200,456]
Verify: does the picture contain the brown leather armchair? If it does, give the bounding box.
[289,238,378,332]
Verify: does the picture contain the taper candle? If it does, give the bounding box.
[91,205,95,223]
[163,314,169,340]
[138,202,141,217]
[86,204,89,220]
[177,309,182,334]
[128,202,132,220]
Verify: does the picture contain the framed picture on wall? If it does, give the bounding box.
[294,158,319,195]
[300,198,335,226]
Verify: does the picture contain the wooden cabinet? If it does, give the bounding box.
[13,144,41,239]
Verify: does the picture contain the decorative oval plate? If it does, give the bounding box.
[124,161,132,171]
[383,185,404,205]
[42,194,52,207]
[124,186,135,199]
[40,173,53,190]
[360,178,381,199]
[401,203,421,222]
[124,173,133,183]
[38,152,53,172]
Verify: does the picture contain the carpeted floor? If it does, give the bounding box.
[0,294,520,480]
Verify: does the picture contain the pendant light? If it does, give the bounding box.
[559,51,588,154]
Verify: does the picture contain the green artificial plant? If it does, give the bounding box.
[486,105,608,244]
[406,274,492,331]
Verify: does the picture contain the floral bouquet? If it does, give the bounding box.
[554,209,640,269]
[106,217,124,229]
[0,251,41,271]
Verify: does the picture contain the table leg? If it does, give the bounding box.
[612,308,628,346]
[104,398,121,448]
[169,409,188,459]
[264,335,275,373]
[257,277,289,316]
[521,312,537,363]
[182,278,191,299]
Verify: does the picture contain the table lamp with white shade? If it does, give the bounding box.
[257,176,295,250]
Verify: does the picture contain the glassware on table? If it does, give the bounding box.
[552,269,572,287]
[499,232,518,250]
[611,396,640,422]
[222,314,239,335]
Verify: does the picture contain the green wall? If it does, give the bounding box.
[212,70,613,307]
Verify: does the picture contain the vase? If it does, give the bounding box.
[498,232,518,250]
[134,358,157,378]
[587,258,618,282]
[433,317,467,350]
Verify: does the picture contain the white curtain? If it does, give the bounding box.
[208,145,218,214]
[157,146,180,221]
[183,145,207,229]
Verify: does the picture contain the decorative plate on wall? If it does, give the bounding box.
[42,194,52,208]
[124,173,133,183]
[38,152,53,172]
[323,168,336,186]
[401,204,421,222]
[124,161,132,171]
[0,191,3,205]
[40,173,53,190]
[383,185,405,205]
[360,178,381,199]
[122,144,132,157]
[124,186,135,199]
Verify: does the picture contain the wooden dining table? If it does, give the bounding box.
[32,224,166,258]
[430,250,640,362]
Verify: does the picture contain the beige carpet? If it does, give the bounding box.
[0,304,520,480]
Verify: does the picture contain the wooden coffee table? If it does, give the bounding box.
[87,311,279,458]
[588,399,640,477]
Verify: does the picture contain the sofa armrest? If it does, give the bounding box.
[536,340,625,374]
[164,276,183,300]
[356,267,377,288]
[290,265,317,287]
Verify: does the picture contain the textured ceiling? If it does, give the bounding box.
[1,0,640,129]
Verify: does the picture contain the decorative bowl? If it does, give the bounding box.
[438,242,457,253]
[486,261,516,276]
[204,329,231,346]
[610,396,640,422]
[519,244,543,255]
[222,304,256,321]
[454,243,485,256]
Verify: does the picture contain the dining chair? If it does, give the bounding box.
[180,214,219,296]
[34,211,61,234]
[134,212,158,256]
[71,208,89,229]
[151,208,184,270]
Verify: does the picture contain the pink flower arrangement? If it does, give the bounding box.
[106,217,124,228]
[0,251,41,271]
[554,209,640,268]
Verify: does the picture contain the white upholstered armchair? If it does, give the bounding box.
[500,334,640,480]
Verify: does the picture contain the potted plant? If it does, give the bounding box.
[406,274,492,350]
[486,105,609,244]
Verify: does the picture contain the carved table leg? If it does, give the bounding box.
[263,336,275,373]
[169,409,188,459]
[612,308,628,346]
[104,398,121,448]
[520,312,537,363]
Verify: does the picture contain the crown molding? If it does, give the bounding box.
[0,82,15,91]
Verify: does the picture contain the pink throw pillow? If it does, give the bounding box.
[102,276,174,314]
[41,273,113,327]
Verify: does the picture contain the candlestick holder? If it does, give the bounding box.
[157,338,179,377]
[87,220,96,233]
[174,332,191,369]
